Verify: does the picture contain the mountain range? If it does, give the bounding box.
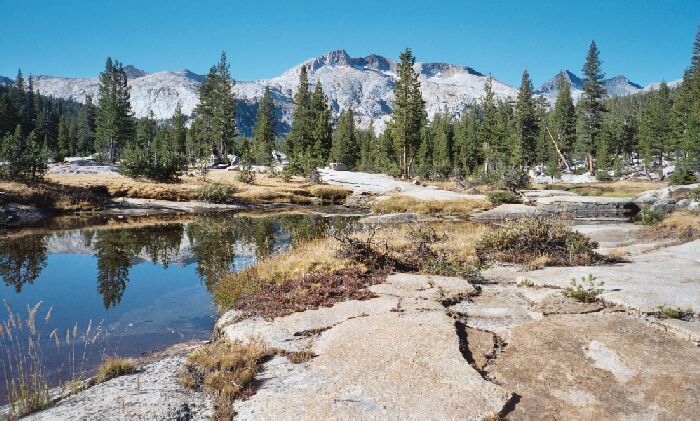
[5,50,681,135]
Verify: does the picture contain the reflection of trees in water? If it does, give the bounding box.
[0,214,354,308]
[0,235,48,292]
[92,225,183,308]
[185,214,354,289]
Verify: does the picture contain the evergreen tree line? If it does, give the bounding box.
[2,25,699,183]
[273,27,700,182]
[0,70,95,179]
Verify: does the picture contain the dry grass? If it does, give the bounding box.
[645,211,700,242]
[214,238,363,309]
[308,185,352,204]
[37,171,340,206]
[535,181,667,198]
[180,339,272,419]
[94,357,137,383]
[363,221,489,268]
[371,195,491,216]
[214,221,489,312]
[475,217,605,267]
[0,180,109,211]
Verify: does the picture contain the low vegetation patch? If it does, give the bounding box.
[656,305,695,321]
[94,357,138,383]
[214,238,362,310]
[635,205,665,225]
[475,217,604,266]
[194,183,237,204]
[0,180,109,211]
[308,185,352,204]
[235,268,385,319]
[180,340,273,419]
[643,211,700,242]
[487,190,522,205]
[539,181,666,198]
[371,195,490,216]
[563,275,605,303]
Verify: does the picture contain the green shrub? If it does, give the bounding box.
[237,162,256,184]
[669,164,698,185]
[636,205,665,225]
[487,190,522,205]
[563,275,604,303]
[657,305,694,321]
[475,216,602,266]
[195,183,236,204]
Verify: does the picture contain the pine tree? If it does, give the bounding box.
[0,125,46,180]
[479,77,507,172]
[95,57,135,162]
[76,95,96,155]
[310,83,333,166]
[454,107,480,176]
[551,72,577,159]
[514,70,538,167]
[251,87,276,165]
[431,109,454,178]
[286,65,313,168]
[389,48,426,178]
[577,41,606,172]
[193,51,237,161]
[57,116,70,160]
[330,109,357,168]
[172,102,187,155]
[639,82,673,170]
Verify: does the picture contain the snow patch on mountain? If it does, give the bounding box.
[20,51,680,135]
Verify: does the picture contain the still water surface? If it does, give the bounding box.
[0,212,351,400]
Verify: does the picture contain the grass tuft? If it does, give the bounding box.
[308,185,352,204]
[94,357,137,383]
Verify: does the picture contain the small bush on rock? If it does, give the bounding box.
[475,217,603,266]
[563,275,604,303]
[657,305,695,321]
[487,190,522,205]
[636,205,665,225]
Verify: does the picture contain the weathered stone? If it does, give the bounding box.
[487,313,700,420]
[487,239,700,314]
[226,273,512,420]
[24,343,212,421]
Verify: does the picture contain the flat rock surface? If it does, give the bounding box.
[108,197,245,214]
[485,239,700,313]
[319,169,486,201]
[487,313,700,420]
[227,273,512,420]
[24,344,212,421]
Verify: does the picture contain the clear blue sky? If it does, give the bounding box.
[1,0,698,87]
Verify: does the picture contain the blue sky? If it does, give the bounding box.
[0,0,698,87]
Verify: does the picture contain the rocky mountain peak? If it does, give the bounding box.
[123,65,147,79]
